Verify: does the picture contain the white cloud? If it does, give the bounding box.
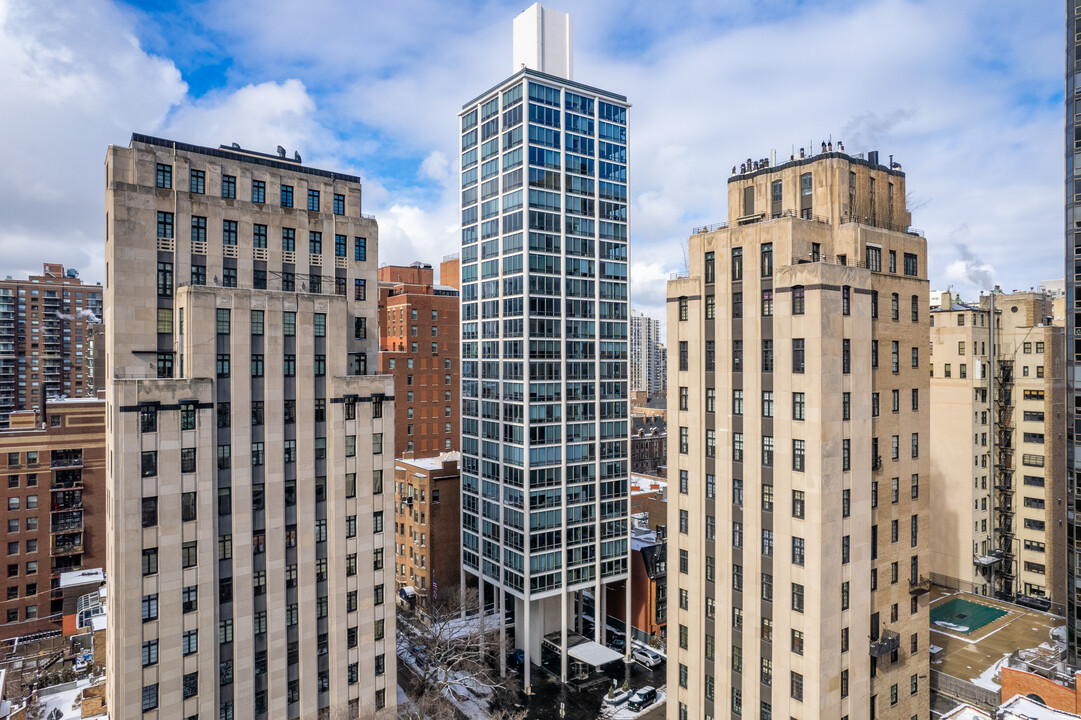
[419,151,451,183]
[0,0,186,281]
[0,0,1065,324]
[163,79,320,157]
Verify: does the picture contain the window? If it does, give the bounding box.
[281,184,293,207]
[155,163,172,189]
[142,593,158,621]
[182,541,197,568]
[791,671,804,702]
[793,338,805,373]
[792,536,805,565]
[142,639,159,667]
[216,354,230,377]
[761,242,773,277]
[678,296,688,320]
[904,252,918,276]
[333,193,345,215]
[222,219,238,245]
[141,451,157,477]
[221,175,236,199]
[309,231,322,254]
[911,295,919,321]
[793,440,805,471]
[731,247,742,280]
[354,236,367,261]
[183,629,198,656]
[142,684,159,712]
[157,261,173,297]
[142,548,158,576]
[842,285,851,315]
[308,189,320,211]
[792,583,804,612]
[843,338,851,373]
[793,490,805,518]
[761,289,773,316]
[190,169,204,194]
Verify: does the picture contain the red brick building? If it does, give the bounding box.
[394,455,461,609]
[378,263,459,457]
[0,398,104,639]
[606,524,667,644]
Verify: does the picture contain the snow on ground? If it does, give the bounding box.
[601,687,667,720]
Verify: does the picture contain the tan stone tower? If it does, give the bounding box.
[668,148,930,719]
[105,135,395,720]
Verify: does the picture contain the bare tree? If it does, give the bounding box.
[399,587,521,720]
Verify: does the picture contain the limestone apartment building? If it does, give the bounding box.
[928,291,1066,608]
[668,150,931,720]
[104,135,395,720]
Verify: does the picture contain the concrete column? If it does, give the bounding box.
[624,578,632,659]
[459,566,467,620]
[478,573,486,660]
[594,579,603,644]
[524,598,532,695]
[576,590,584,635]
[560,589,568,683]
[499,587,506,678]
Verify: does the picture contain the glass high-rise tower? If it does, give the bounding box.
[458,3,632,691]
[1067,0,1080,667]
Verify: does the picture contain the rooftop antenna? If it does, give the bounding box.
[277,145,286,158]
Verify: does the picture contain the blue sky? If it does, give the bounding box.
[0,0,1064,325]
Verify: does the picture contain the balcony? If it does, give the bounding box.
[869,629,900,657]
[909,576,932,596]
[51,534,83,556]
[51,518,83,534]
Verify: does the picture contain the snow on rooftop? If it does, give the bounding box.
[942,705,991,720]
[999,694,1081,719]
[396,452,460,471]
[59,568,104,588]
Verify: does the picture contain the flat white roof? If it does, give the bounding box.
[59,568,104,588]
[942,705,990,720]
[568,640,623,667]
[1000,694,1081,719]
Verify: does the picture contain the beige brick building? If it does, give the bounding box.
[929,291,1066,610]
[105,135,395,720]
[668,149,930,719]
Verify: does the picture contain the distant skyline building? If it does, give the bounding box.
[630,309,665,396]
[105,135,395,719]
[0,264,103,428]
[669,149,931,719]
[458,3,632,690]
[377,262,460,458]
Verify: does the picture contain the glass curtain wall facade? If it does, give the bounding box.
[459,69,631,686]
[1067,0,1081,667]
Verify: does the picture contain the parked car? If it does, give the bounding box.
[627,686,657,711]
[607,634,625,653]
[632,648,663,668]
[508,649,525,669]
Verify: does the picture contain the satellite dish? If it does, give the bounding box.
[294,151,302,163]
[66,269,79,278]
[277,145,286,158]
[232,142,241,149]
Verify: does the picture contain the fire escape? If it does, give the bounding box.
[994,358,1016,598]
